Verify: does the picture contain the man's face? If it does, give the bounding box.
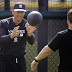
[12,10,25,21]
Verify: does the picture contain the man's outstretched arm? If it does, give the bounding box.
[31,45,53,71]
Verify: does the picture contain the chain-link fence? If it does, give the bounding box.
[0,0,70,72]
[48,19,67,72]
[0,0,72,11]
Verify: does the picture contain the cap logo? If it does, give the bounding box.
[19,4,22,8]
[13,2,26,11]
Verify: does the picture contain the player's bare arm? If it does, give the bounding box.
[31,45,53,71]
[35,45,53,61]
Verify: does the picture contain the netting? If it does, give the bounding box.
[0,0,70,72]
[0,0,72,12]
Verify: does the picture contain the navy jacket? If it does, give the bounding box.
[0,17,35,56]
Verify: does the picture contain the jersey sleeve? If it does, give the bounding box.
[0,20,11,44]
[27,33,35,45]
[48,33,61,52]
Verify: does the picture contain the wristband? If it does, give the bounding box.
[34,57,39,62]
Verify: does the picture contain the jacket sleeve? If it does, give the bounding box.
[27,33,35,45]
[0,21,11,44]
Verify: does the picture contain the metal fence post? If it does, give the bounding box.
[4,0,10,11]
[38,0,48,72]
[38,0,48,11]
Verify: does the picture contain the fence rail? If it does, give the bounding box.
[0,11,67,19]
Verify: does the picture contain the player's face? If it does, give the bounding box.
[12,10,25,22]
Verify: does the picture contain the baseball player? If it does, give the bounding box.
[0,2,36,72]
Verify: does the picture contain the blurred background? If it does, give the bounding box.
[0,0,71,72]
[0,0,72,12]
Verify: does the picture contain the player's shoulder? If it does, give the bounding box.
[0,17,12,24]
[22,18,28,27]
[22,18,27,23]
[58,29,68,35]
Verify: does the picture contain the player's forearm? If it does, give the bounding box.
[28,33,35,45]
[35,45,53,61]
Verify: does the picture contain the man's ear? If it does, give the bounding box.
[67,17,69,22]
[12,9,14,15]
[67,16,71,24]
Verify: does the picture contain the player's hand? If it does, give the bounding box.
[10,26,20,39]
[31,60,38,71]
[26,23,36,37]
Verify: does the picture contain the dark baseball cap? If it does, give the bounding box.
[13,2,26,11]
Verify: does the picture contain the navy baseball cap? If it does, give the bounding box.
[13,2,26,11]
